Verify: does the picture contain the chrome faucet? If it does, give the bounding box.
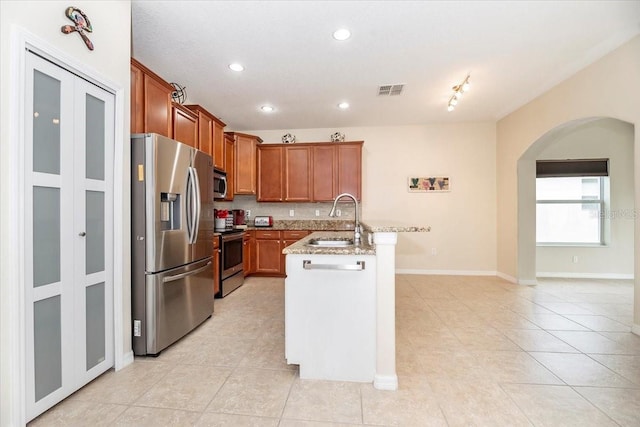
[329,192,361,245]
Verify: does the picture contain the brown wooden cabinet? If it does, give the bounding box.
[254,230,282,275]
[228,132,262,195]
[257,145,284,201]
[281,230,310,275]
[131,58,174,137]
[336,143,362,200]
[213,121,225,171]
[172,103,198,148]
[257,142,362,202]
[243,231,255,275]
[285,146,312,201]
[224,134,235,201]
[213,237,221,296]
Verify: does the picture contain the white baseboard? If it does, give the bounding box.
[537,272,634,280]
[632,324,640,337]
[373,374,398,391]
[116,351,134,371]
[496,271,517,284]
[518,279,538,286]
[396,269,497,276]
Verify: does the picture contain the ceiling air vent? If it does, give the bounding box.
[378,84,404,96]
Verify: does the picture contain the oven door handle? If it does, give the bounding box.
[163,261,212,283]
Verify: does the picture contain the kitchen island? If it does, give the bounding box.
[283,222,430,390]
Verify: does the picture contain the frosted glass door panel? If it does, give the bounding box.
[34,295,62,401]
[85,94,105,180]
[85,282,105,370]
[33,187,60,287]
[86,191,105,275]
[33,70,61,175]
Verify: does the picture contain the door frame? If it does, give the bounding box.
[2,27,128,426]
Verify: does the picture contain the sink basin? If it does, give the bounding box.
[306,237,354,247]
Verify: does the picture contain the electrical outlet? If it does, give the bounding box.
[315,209,320,217]
[133,320,141,337]
[246,209,251,218]
[572,255,578,263]
[336,209,341,217]
[289,209,295,217]
[431,247,437,255]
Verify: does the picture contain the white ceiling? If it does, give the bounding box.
[131,1,640,131]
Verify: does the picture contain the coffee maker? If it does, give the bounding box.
[232,209,246,226]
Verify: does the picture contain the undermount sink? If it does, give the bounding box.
[306,237,354,247]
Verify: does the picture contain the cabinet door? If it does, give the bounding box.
[337,144,362,200]
[224,135,234,201]
[197,112,213,156]
[312,145,336,202]
[234,134,257,195]
[172,104,198,148]
[255,239,282,274]
[143,74,172,137]
[130,63,144,133]
[285,146,312,201]
[257,146,284,201]
[243,234,254,275]
[213,121,225,170]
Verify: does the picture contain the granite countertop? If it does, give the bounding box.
[282,231,376,255]
[247,219,356,231]
[361,221,431,233]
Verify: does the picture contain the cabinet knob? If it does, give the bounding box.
[78,232,86,237]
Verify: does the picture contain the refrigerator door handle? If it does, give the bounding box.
[162,261,212,283]
[191,166,201,243]
[186,167,198,244]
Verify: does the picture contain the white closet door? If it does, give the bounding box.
[24,51,114,421]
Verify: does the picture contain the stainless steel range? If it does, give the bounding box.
[217,230,245,297]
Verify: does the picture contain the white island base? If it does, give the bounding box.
[285,253,377,382]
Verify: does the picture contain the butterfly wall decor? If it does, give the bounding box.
[60,6,94,51]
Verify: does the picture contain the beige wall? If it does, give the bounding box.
[0,1,131,424]
[534,119,634,277]
[496,36,639,329]
[237,124,498,274]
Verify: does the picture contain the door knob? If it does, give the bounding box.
[79,232,86,237]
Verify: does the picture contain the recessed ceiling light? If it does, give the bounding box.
[338,102,350,109]
[229,63,244,72]
[261,105,274,113]
[332,28,351,41]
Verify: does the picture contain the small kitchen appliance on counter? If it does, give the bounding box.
[254,215,273,227]
[233,209,246,227]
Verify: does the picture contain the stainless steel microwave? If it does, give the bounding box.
[213,170,227,199]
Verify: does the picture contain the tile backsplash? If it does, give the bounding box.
[215,195,358,222]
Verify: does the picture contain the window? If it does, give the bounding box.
[536,176,605,245]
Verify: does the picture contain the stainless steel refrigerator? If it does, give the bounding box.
[131,133,215,356]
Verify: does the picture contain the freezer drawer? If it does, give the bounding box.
[132,257,214,355]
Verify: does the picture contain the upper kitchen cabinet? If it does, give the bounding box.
[257,145,284,201]
[224,133,235,201]
[336,142,362,200]
[226,132,263,195]
[185,104,222,158]
[172,103,198,148]
[285,145,312,201]
[257,141,363,202]
[213,120,226,171]
[130,58,173,137]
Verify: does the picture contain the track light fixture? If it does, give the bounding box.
[447,75,470,112]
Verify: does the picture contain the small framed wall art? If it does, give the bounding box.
[408,176,450,192]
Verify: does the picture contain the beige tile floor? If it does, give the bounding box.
[29,275,640,426]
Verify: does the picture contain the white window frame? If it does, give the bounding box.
[536,176,606,246]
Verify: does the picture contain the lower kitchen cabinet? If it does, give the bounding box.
[254,230,282,275]
[243,231,255,275]
[213,237,221,296]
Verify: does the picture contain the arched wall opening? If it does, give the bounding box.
[517,117,635,285]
